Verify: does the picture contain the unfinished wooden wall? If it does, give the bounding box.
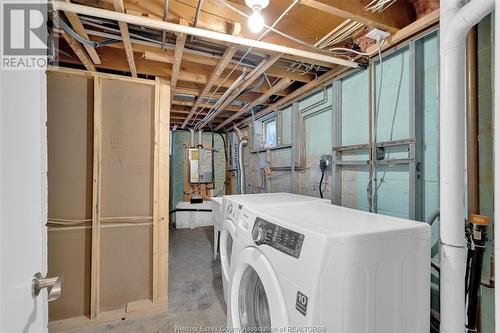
[47,68,170,332]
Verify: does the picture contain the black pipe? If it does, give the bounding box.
[465,221,487,333]
[319,171,325,199]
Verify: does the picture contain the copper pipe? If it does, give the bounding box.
[466,27,481,333]
[467,27,480,216]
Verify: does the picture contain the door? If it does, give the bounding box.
[229,247,288,331]
[0,59,48,330]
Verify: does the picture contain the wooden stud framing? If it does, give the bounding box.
[113,0,137,77]
[157,78,170,302]
[152,79,160,303]
[91,76,102,319]
[152,77,170,303]
[182,45,238,127]
[46,66,169,331]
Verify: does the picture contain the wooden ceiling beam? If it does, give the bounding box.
[299,0,414,33]
[199,54,282,127]
[59,29,96,71]
[170,19,188,103]
[142,50,315,83]
[113,0,137,77]
[63,2,101,64]
[52,1,359,67]
[172,99,241,112]
[216,78,292,130]
[366,9,439,54]
[182,45,238,127]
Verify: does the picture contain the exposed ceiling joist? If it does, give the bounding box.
[182,45,238,127]
[112,0,137,77]
[365,9,439,54]
[216,78,292,130]
[199,54,282,127]
[59,28,96,71]
[63,2,101,64]
[142,50,314,83]
[238,65,348,127]
[171,19,188,102]
[52,1,359,68]
[172,99,241,112]
[299,0,413,33]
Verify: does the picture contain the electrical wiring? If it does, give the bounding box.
[219,0,317,52]
[367,38,384,213]
[52,14,119,48]
[193,0,300,129]
[329,40,386,56]
[319,171,325,198]
[364,0,397,13]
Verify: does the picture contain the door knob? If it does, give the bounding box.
[32,272,63,302]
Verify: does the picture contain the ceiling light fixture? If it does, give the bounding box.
[245,0,269,33]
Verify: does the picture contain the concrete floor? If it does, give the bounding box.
[65,226,226,333]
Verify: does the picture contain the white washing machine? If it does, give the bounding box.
[227,202,431,333]
[219,193,330,305]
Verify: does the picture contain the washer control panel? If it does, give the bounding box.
[252,218,305,258]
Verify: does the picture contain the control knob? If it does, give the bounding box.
[252,222,267,245]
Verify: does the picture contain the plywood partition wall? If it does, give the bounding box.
[47,67,170,332]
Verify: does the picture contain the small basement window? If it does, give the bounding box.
[263,118,277,148]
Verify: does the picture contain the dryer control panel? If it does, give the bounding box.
[252,218,305,258]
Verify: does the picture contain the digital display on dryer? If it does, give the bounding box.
[253,218,304,258]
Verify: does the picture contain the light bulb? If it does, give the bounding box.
[248,8,264,33]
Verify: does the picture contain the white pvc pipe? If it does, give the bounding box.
[495,1,500,331]
[238,139,248,194]
[188,128,195,147]
[439,1,494,332]
[52,1,358,68]
[198,129,203,147]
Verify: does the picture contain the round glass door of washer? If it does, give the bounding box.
[230,247,288,332]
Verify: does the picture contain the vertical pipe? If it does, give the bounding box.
[494,1,500,330]
[466,26,481,332]
[238,139,248,194]
[439,1,468,332]
[189,128,195,147]
[467,27,480,216]
[198,129,203,147]
[440,1,494,332]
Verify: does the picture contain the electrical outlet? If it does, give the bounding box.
[365,28,390,42]
[319,154,332,172]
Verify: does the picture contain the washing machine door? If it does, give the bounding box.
[229,247,288,332]
[220,219,236,287]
